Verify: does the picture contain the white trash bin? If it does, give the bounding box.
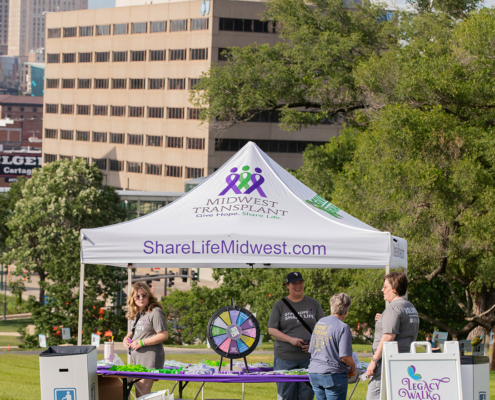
[461,355,490,400]
[39,345,98,400]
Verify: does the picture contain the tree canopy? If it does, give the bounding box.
[2,159,127,345]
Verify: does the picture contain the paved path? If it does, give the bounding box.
[0,332,20,336]
[1,313,31,320]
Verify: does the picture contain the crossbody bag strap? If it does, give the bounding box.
[281,297,313,334]
[130,312,143,341]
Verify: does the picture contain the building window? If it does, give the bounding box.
[61,105,74,114]
[167,136,183,148]
[189,78,200,89]
[47,53,60,63]
[62,79,75,89]
[186,167,204,178]
[219,18,272,33]
[60,129,74,140]
[147,135,162,147]
[45,128,58,139]
[76,131,89,141]
[112,78,127,89]
[95,52,110,62]
[111,106,126,117]
[77,105,90,115]
[128,106,144,118]
[60,155,74,161]
[110,133,125,144]
[131,50,146,62]
[62,53,75,63]
[63,27,77,37]
[92,158,107,170]
[170,19,187,32]
[78,79,91,89]
[96,24,111,36]
[44,153,57,163]
[132,22,147,34]
[34,108,38,113]
[130,79,145,89]
[46,79,59,88]
[79,52,92,63]
[151,21,166,33]
[169,78,185,90]
[187,137,205,149]
[166,165,182,177]
[218,48,232,61]
[20,115,24,120]
[188,108,201,120]
[128,134,143,145]
[127,162,142,173]
[109,159,124,171]
[93,132,107,142]
[114,23,128,35]
[190,48,208,60]
[149,50,165,61]
[46,104,58,114]
[148,78,164,90]
[93,105,108,116]
[191,18,208,30]
[113,51,127,62]
[148,107,164,118]
[48,28,61,38]
[94,79,109,89]
[146,164,162,175]
[79,26,93,37]
[168,108,184,119]
[169,49,186,61]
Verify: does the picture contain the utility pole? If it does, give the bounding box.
[164,268,167,298]
[3,264,6,321]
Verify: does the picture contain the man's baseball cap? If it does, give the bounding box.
[286,272,304,284]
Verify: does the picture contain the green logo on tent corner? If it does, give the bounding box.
[306,195,343,219]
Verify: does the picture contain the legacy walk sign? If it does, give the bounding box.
[0,153,42,178]
[382,341,463,400]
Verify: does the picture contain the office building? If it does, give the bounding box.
[42,1,341,192]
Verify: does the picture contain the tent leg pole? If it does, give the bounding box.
[77,263,85,346]
[385,265,390,308]
[403,267,408,299]
[127,266,132,365]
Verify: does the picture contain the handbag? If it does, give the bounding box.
[281,297,313,334]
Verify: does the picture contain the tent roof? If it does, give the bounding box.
[81,142,407,269]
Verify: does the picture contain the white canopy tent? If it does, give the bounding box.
[78,142,407,345]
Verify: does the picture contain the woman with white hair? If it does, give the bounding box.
[308,293,355,400]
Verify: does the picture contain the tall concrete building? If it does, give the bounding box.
[8,0,88,59]
[43,0,341,192]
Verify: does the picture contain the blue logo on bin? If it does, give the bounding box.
[479,392,486,400]
[54,388,77,400]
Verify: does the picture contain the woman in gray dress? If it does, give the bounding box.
[123,282,169,395]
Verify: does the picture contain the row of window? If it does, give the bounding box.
[47,48,208,64]
[45,105,200,120]
[44,153,204,178]
[215,139,326,154]
[1,106,39,112]
[48,19,209,39]
[44,130,205,150]
[46,78,201,91]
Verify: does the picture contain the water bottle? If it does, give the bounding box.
[104,341,115,363]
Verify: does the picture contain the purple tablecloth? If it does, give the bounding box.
[97,367,309,383]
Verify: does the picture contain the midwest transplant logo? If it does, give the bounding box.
[399,365,450,399]
[219,166,267,197]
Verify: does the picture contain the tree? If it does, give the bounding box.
[2,159,127,344]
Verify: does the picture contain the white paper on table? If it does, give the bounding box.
[91,333,101,348]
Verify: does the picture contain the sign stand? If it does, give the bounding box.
[382,341,463,400]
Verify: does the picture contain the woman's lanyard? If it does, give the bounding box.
[129,312,144,354]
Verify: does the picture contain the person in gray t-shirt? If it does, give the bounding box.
[268,272,325,400]
[308,293,355,400]
[123,282,169,396]
[366,272,419,400]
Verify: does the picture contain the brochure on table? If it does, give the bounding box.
[382,341,463,400]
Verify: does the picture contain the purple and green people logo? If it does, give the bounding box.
[219,165,267,197]
[408,365,422,381]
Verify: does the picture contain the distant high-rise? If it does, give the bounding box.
[0,1,8,51]
[8,0,89,60]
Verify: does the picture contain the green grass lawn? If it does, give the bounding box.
[0,294,31,315]
[0,336,21,346]
[0,318,34,332]
[0,353,493,400]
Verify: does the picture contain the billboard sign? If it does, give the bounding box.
[0,153,42,178]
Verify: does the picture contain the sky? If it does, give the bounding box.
[89,0,115,9]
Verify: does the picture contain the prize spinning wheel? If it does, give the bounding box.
[207,303,260,370]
